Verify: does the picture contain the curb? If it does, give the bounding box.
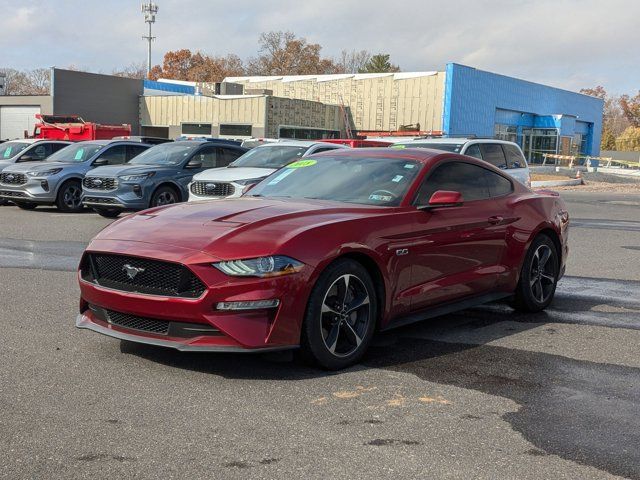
[531,179,583,188]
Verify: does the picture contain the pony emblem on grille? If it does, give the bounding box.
[122,264,145,280]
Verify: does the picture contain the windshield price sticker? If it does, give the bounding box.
[392,175,403,183]
[74,148,85,160]
[3,147,12,158]
[391,145,406,149]
[287,159,317,168]
[404,163,415,169]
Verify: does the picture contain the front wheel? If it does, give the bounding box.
[149,186,179,208]
[300,259,377,370]
[513,234,559,312]
[56,180,83,212]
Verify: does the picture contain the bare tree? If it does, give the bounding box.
[0,68,50,95]
[112,62,148,79]
[335,50,371,74]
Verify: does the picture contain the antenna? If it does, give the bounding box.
[141,2,159,77]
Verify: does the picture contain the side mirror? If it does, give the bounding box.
[18,155,34,162]
[419,190,464,210]
[92,158,108,167]
[185,159,203,169]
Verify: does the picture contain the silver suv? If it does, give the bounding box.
[0,140,150,212]
[393,138,531,187]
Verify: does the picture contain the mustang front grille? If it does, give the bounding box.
[81,253,206,298]
[0,173,27,185]
[190,181,235,198]
[83,177,118,190]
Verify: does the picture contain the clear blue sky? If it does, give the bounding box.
[1,0,638,94]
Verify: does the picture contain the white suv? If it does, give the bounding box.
[393,138,531,186]
[188,141,348,202]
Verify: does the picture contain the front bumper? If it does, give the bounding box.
[82,183,148,210]
[76,312,295,353]
[0,177,58,204]
[77,239,310,351]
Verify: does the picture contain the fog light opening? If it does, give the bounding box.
[216,299,280,311]
[40,180,49,192]
[133,185,142,197]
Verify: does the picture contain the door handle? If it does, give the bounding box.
[488,215,504,225]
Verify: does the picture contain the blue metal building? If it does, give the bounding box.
[443,63,604,161]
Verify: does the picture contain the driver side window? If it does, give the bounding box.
[194,146,218,168]
[413,161,491,205]
[96,145,127,165]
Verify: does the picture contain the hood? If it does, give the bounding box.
[87,164,174,177]
[0,160,16,169]
[192,167,275,183]
[3,161,80,173]
[92,197,390,258]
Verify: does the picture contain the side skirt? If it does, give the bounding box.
[380,292,512,332]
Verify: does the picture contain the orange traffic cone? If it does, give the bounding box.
[575,170,583,184]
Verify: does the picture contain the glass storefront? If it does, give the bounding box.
[521,128,559,164]
[494,124,518,143]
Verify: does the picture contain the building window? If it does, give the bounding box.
[220,124,253,137]
[522,128,559,164]
[279,126,340,140]
[182,123,212,136]
[494,124,518,143]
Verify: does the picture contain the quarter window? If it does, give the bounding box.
[479,144,507,169]
[502,144,526,169]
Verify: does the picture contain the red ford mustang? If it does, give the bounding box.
[77,148,569,369]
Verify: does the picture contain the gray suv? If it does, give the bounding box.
[82,140,248,218]
[0,140,150,212]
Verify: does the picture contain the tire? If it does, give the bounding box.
[513,234,559,312]
[55,180,83,212]
[94,208,120,218]
[16,201,37,210]
[300,259,377,370]
[149,186,179,208]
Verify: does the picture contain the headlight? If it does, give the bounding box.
[119,172,155,182]
[213,256,304,277]
[234,177,264,186]
[27,168,62,177]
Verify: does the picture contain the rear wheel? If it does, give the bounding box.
[56,180,83,212]
[150,186,179,208]
[513,234,559,312]
[16,201,37,210]
[94,208,120,218]
[300,259,377,370]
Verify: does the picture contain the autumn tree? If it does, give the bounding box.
[359,54,400,73]
[615,127,640,151]
[619,92,640,128]
[148,50,245,82]
[581,86,629,150]
[247,31,337,75]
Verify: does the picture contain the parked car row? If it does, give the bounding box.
[0,136,531,216]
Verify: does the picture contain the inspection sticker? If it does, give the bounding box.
[287,159,317,168]
[267,168,295,185]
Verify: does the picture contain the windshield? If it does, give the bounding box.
[129,143,196,166]
[0,141,30,160]
[395,142,463,153]
[46,143,103,163]
[248,156,422,206]
[230,145,307,169]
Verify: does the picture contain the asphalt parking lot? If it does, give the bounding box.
[1,191,639,479]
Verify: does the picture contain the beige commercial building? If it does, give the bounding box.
[225,72,447,134]
[140,94,343,140]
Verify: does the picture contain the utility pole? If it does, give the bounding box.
[141,2,158,77]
